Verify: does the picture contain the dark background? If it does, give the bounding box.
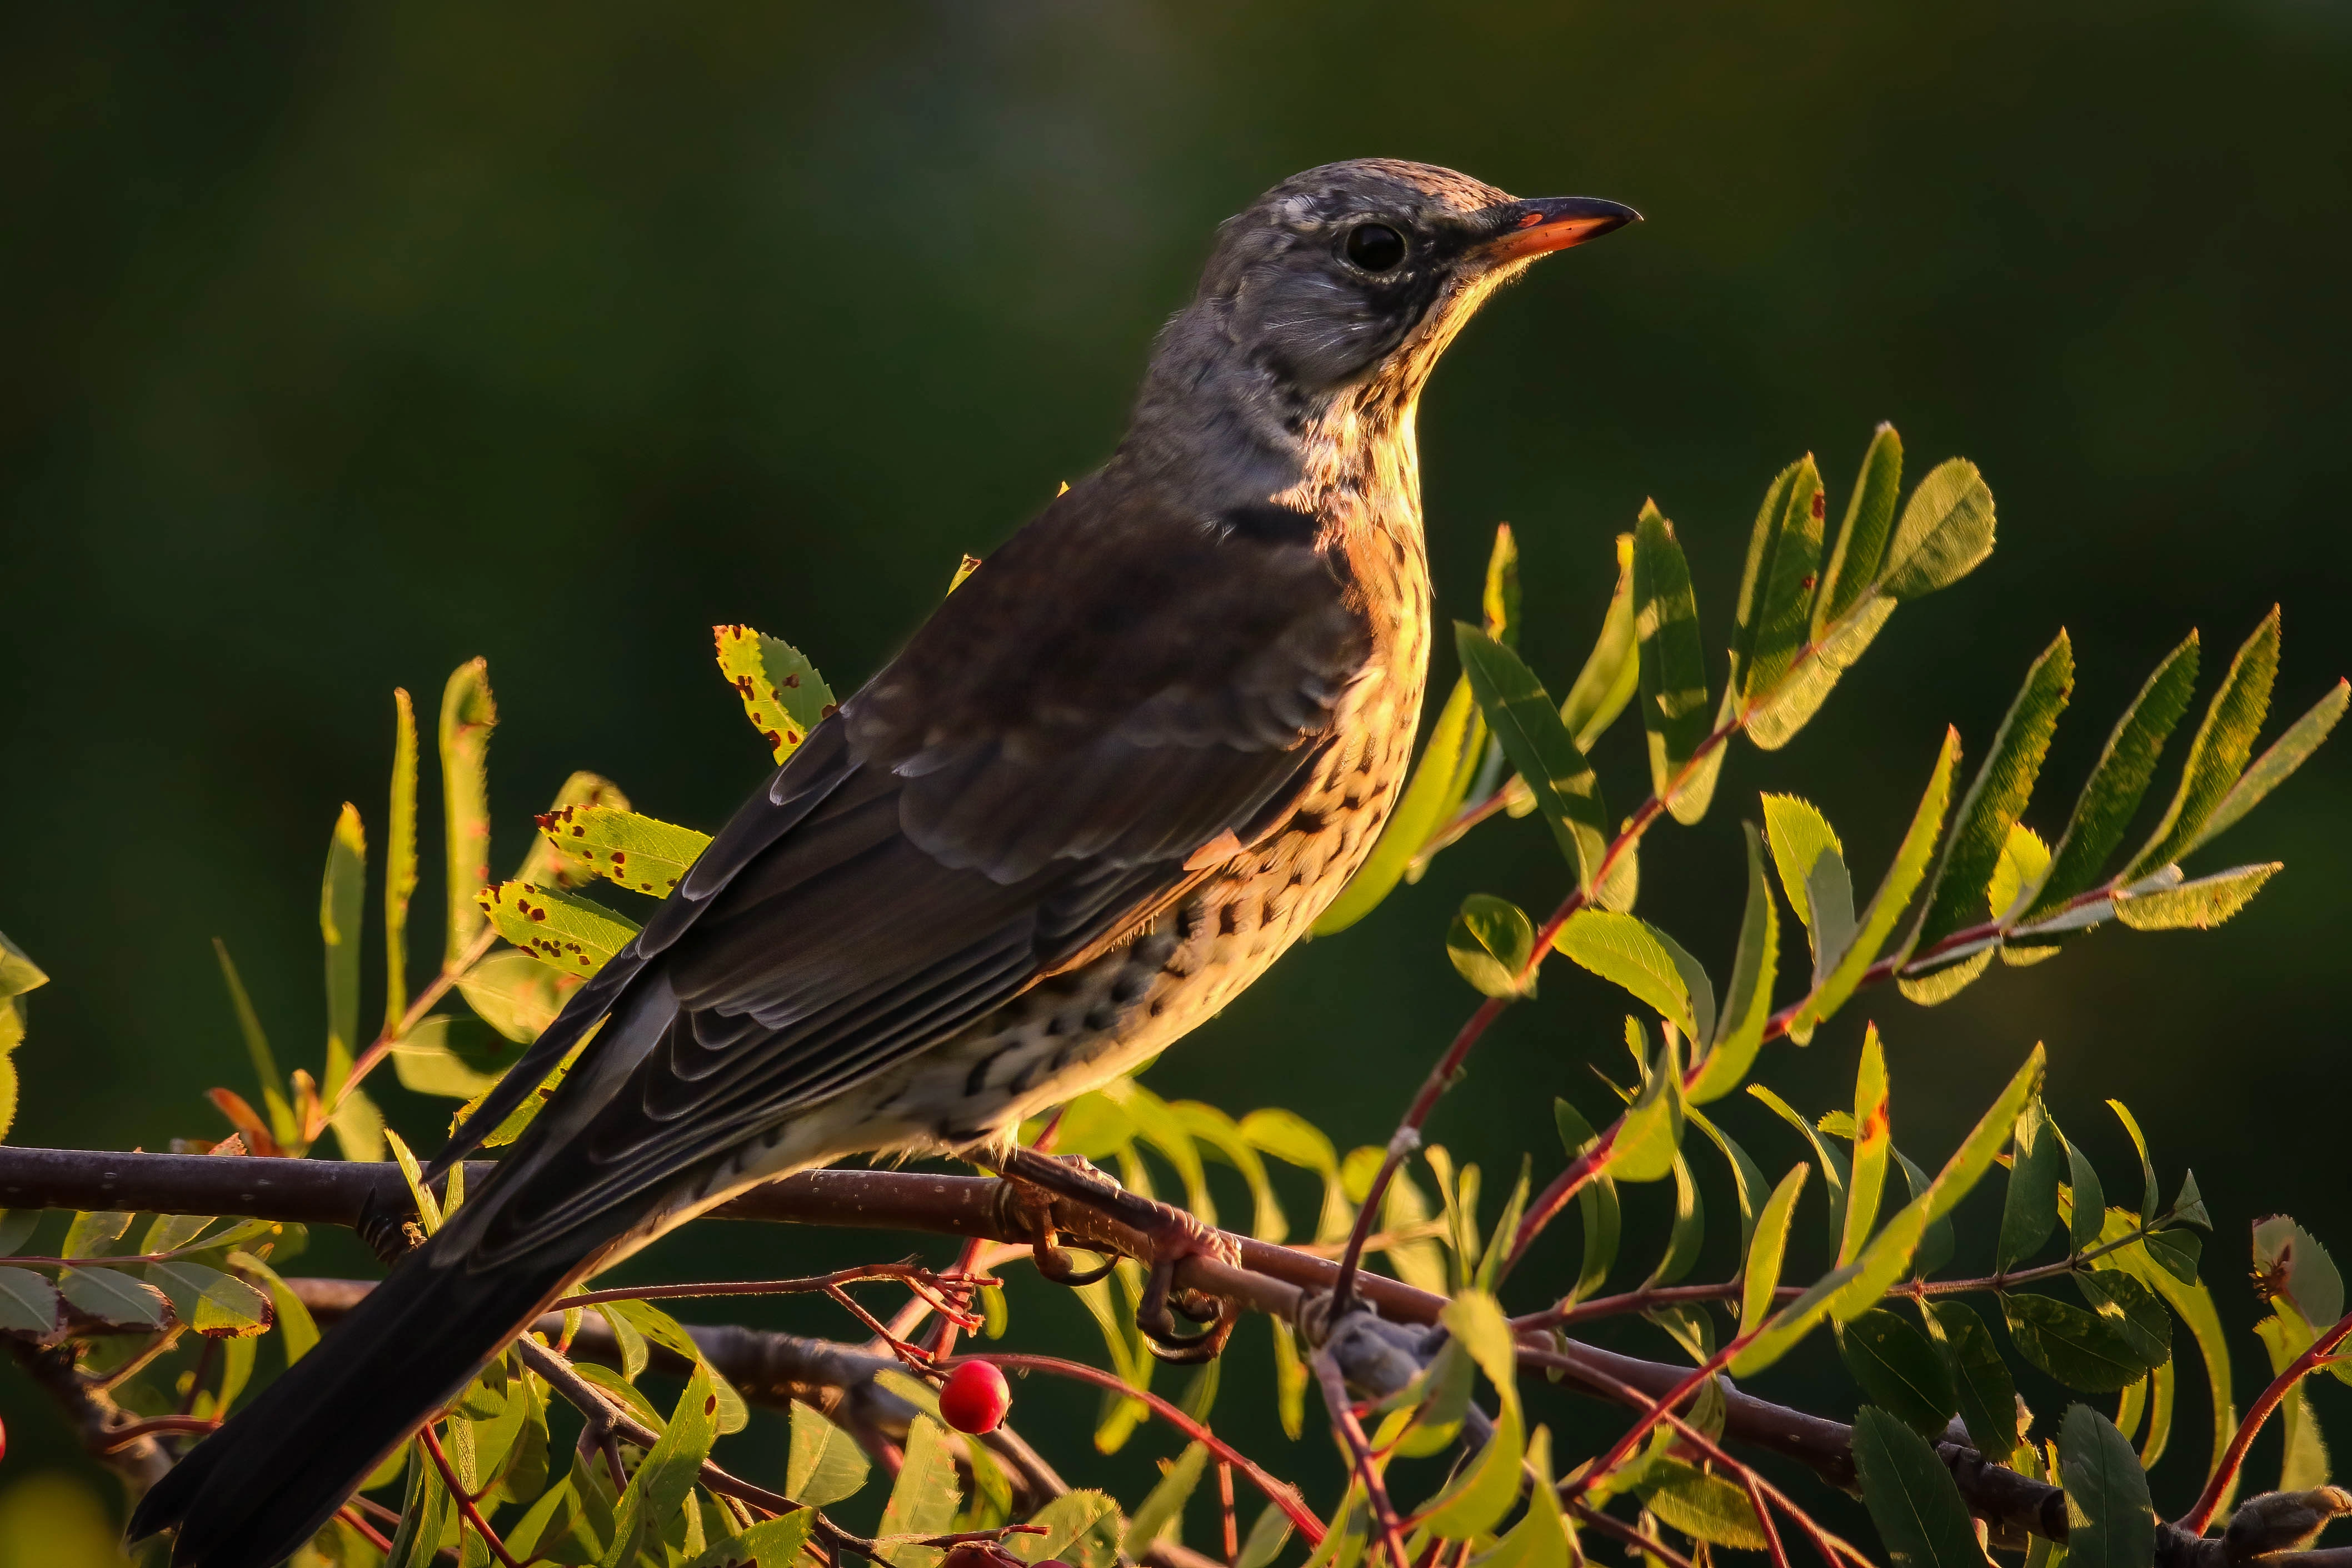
[3,0,2349,1552]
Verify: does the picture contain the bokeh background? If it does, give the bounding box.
[3,0,2349,1554]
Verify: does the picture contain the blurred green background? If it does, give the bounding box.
[4,0,2349,1551]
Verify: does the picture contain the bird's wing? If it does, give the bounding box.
[454,482,1377,1256]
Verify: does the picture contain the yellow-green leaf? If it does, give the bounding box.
[479,881,642,977]
[715,624,835,763]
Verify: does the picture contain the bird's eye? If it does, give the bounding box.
[1345,222,1406,273]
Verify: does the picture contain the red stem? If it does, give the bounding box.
[420,1423,523,1568]
[2179,1307,2352,1534]
[958,1352,1324,1545]
[336,1506,395,1553]
[1560,1330,1754,1502]
[1314,1347,1411,1568]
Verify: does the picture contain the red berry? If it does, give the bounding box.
[938,1360,1012,1434]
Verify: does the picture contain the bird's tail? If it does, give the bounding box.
[129,976,686,1568]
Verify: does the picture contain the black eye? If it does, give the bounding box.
[1345,222,1406,273]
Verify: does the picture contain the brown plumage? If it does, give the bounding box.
[131,158,1636,1567]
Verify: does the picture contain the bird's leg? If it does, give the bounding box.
[988,1146,1241,1364]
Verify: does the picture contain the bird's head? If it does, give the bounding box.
[1191,158,1638,406]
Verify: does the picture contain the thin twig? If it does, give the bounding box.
[1567,1500,1700,1568]
[1312,1347,1410,1568]
[2179,1306,2352,1534]
[420,1423,522,1568]
[336,1505,395,1554]
[327,925,497,1128]
[961,1352,1324,1545]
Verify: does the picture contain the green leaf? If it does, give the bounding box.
[681,1512,817,1568]
[1841,1026,1891,1267]
[1688,1107,1770,1256]
[1928,1301,2023,1463]
[1815,425,1905,635]
[1691,825,1779,1103]
[2064,1133,2107,1257]
[1448,894,1537,998]
[209,941,296,1150]
[1554,1099,1622,1300]
[1877,458,1997,601]
[2060,1404,2156,1568]
[2075,1270,2171,1370]
[2173,1168,2212,1231]
[62,1210,132,1258]
[320,801,367,1108]
[390,1013,520,1100]
[1011,1491,1125,1568]
[2254,1216,2344,1329]
[538,806,713,900]
[1741,461,1825,709]
[1910,632,2074,953]
[2112,863,2279,930]
[1790,729,1960,1042]
[1644,1155,1706,1289]
[1424,1292,1526,1540]
[1316,677,1480,935]
[1851,1405,1988,1568]
[1733,1259,1865,1379]
[384,687,420,1033]
[1552,912,1694,1037]
[1739,1164,1811,1337]
[1632,502,1719,823]
[145,1261,272,1337]
[0,1267,58,1334]
[1122,1441,1207,1557]
[2004,1294,2153,1392]
[601,1362,722,1568]
[2126,609,2281,880]
[439,658,497,967]
[714,623,835,763]
[2194,677,2350,853]
[1636,1459,1769,1551]
[1896,947,1994,1006]
[0,933,47,1000]
[2025,633,2200,918]
[2144,1229,2202,1286]
[1761,796,1854,981]
[1724,460,1806,715]
[1989,825,2053,925]
[787,1401,872,1507]
[58,1265,167,1328]
[1609,1029,1686,1185]
[1456,625,1609,890]
[480,881,642,978]
[1998,1098,2064,1272]
[1483,521,1521,647]
[2106,1100,2159,1228]
[1172,1100,1287,1243]
[1560,533,1642,752]
[228,1251,316,1361]
[1751,1084,1849,1248]
[595,1304,649,1381]
[387,1444,452,1568]
[1840,1309,1957,1437]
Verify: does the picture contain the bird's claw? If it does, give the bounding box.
[1133,1214,1241,1365]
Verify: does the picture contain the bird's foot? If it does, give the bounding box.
[993,1146,1240,1364]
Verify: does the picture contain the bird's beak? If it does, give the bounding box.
[1472,196,1642,264]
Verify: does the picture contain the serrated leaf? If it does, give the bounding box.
[58,1265,167,1328]
[2112,863,2279,930]
[2060,1404,2156,1568]
[1632,502,1718,822]
[62,1210,132,1259]
[2075,1270,2171,1370]
[1554,1099,1622,1301]
[1173,1100,1287,1243]
[383,688,420,1036]
[1761,796,1854,982]
[1317,676,1480,935]
[1609,1029,1685,1184]
[1637,1457,1768,1550]
[1424,1292,1526,1539]
[2255,1216,2345,1329]
[537,806,712,900]
[1732,1257,1864,1378]
[0,1267,58,1334]
[1689,1107,1770,1256]
[1457,625,1609,890]
[1988,825,2052,922]
[1725,460,1805,712]
[480,881,641,978]
[714,625,835,763]
[2026,633,2200,918]
[1998,1098,2063,1272]
[2144,1229,2203,1286]
[2064,1132,2108,1256]
[1815,425,1905,635]
[787,1401,872,1507]
[1739,1164,1810,1337]
[321,802,367,1111]
[1877,459,1996,600]
[1896,947,1994,1006]
[1749,596,1900,751]
[1552,912,1694,1036]
[1852,1406,1988,1568]
[2125,609,2280,880]
[456,943,577,1046]
[2106,1100,2159,1228]
[1751,1084,1849,1248]
[602,1362,722,1568]
[1790,730,1959,1042]
[2004,1294,2152,1391]
[1691,825,1778,1103]
[681,1512,816,1568]
[1644,1155,1706,1289]
[1929,1300,2023,1463]
[1448,894,1536,998]
[1012,1491,1125,1568]
[1840,1309,1956,1437]
[2194,678,2350,853]
[875,1415,964,1568]
[1910,632,2074,953]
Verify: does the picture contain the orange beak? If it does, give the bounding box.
[1473,196,1642,264]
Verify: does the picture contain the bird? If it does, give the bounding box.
[129,158,1636,1566]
